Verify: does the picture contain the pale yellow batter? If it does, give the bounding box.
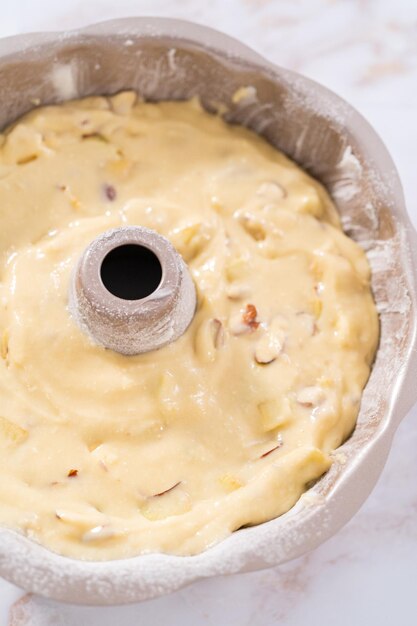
[0,92,379,559]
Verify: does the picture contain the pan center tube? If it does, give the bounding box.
[69,226,197,355]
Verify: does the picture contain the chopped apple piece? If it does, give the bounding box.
[258,397,292,432]
[218,474,243,493]
[0,415,28,444]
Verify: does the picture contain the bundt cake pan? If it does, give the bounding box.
[0,17,416,605]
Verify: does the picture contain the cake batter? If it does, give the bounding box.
[0,92,379,559]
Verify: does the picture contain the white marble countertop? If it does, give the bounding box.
[1,0,417,624]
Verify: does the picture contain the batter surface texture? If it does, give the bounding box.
[0,93,379,559]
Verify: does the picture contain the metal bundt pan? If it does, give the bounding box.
[0,17,416,605]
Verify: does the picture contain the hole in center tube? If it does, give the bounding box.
[100,244,162,300]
